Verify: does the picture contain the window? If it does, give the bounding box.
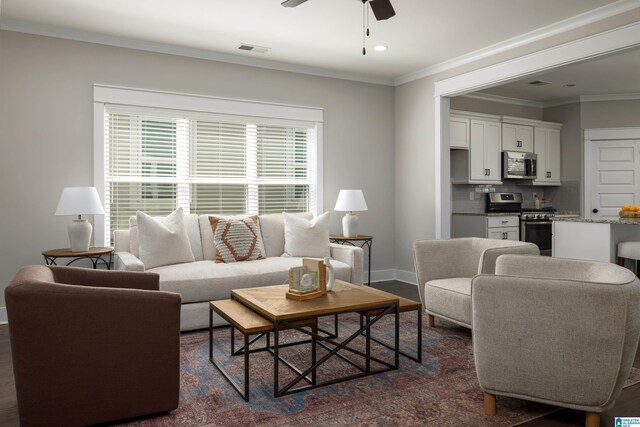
[100,97,320,246]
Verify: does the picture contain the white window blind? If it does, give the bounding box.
[103,105,317,245]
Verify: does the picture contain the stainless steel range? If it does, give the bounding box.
[487,192,555,256]
[520,208,555,256]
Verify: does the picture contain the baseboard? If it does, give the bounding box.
[0,307,7,325]
[367,269,417,285]
[394,269,417,285]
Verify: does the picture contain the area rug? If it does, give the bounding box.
[115,313,640,427]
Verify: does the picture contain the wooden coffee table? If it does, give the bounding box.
[211,280,400,398]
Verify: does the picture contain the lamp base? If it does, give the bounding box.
[342,212,359,237]
[68,219,92,252]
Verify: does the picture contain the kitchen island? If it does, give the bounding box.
[553,217,640,263]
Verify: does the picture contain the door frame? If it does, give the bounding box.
[433,22,640,238]
[583,127,640,218]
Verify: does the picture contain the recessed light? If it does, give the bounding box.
[564,83,576,87]
[374,45,388,52]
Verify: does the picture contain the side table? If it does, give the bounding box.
[42,247,114,270]
[330,235,372,286]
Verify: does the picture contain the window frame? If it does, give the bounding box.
[93,85,323,247]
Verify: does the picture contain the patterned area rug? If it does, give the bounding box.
[115,313,640,427]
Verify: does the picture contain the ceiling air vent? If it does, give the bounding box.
[528,80,551,86]
[237,44,271,53]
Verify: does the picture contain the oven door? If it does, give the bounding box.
[521,220,552,256]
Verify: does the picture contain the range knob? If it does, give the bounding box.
[537,214,544,219]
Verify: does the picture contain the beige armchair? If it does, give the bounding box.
[5,265,182,427]
[412,237,539,328]
[472,255,640,427]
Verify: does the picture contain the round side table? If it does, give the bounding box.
[42,247,114,270]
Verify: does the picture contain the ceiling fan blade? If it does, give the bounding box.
[281,0,309,7]
[369,0,396,20]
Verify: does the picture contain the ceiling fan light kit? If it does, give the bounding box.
[281,0,396,55]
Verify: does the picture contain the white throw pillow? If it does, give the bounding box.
[136,207,195,269]
[259,212,313,257]
[283,211,330,258]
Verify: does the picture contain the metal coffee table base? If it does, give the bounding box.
[272,303,399,397]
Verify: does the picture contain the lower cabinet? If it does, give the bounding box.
[452,215,520,241]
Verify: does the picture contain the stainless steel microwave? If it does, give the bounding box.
[502,151,537,179]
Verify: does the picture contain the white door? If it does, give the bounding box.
[469,120,487,180]
[517,126,534,153]
[547,129,561,183]
[533,127,548,183]
[588,140,640,219]
[484,122,501,181]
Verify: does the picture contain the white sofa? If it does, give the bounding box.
[113,212,364,331]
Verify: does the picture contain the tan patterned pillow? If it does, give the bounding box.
[208,215,266,263]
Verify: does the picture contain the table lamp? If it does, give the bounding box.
[55,187,105,252]
[334,189,368,237]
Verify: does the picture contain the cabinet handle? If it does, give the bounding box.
[501,220,508,224]
[502,232,507,239]
[547,171,551,178]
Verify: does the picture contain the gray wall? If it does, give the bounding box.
[0,30,395,307]
[581,99,640,129]
[543,102,582,213]
[393,10,639,274]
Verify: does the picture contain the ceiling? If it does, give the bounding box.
[478,47,640,103]
[0,0,621,82]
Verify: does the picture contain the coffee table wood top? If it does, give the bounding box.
[232,280,399,321]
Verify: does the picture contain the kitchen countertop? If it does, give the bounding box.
[553,216,640,225]
[452,212,519,217]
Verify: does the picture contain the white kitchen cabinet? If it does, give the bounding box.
[533,123,562,186]
[502,123,533,152]
[452,214,519,240]
[450,116,470,149]
[451,117,502,184]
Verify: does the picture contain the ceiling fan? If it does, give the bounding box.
[281,0,396,21]
[281,0,396,54]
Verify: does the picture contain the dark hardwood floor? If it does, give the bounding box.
[0,280,638,426]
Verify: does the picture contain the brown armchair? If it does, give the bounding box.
[5,265,181,427]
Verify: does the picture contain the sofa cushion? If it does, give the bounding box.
[149,257,352,304]
[424,277,472,327]
[136,208,195,269]
[208,215,266,263]
[129,213,203,261]
[259,212,313,257]
[283,211,330,258]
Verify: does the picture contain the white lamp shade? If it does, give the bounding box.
[55,187,105,216]
[334,189,368,212]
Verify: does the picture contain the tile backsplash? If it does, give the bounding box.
[452,183,549,213]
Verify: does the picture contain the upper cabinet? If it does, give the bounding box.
[451,111,502,184]
[533,123,562,186]
[502,123,533,152]
[450,111,562,187]
[450,115,470,149]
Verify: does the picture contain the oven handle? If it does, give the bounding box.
[521,221,553,225]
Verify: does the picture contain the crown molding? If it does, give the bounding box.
[394,0,640,86]
[461,92,544,108]
[580,92,640,102]
[543,93,640,107]
[0,19,395,87]
[543,97,581,108]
